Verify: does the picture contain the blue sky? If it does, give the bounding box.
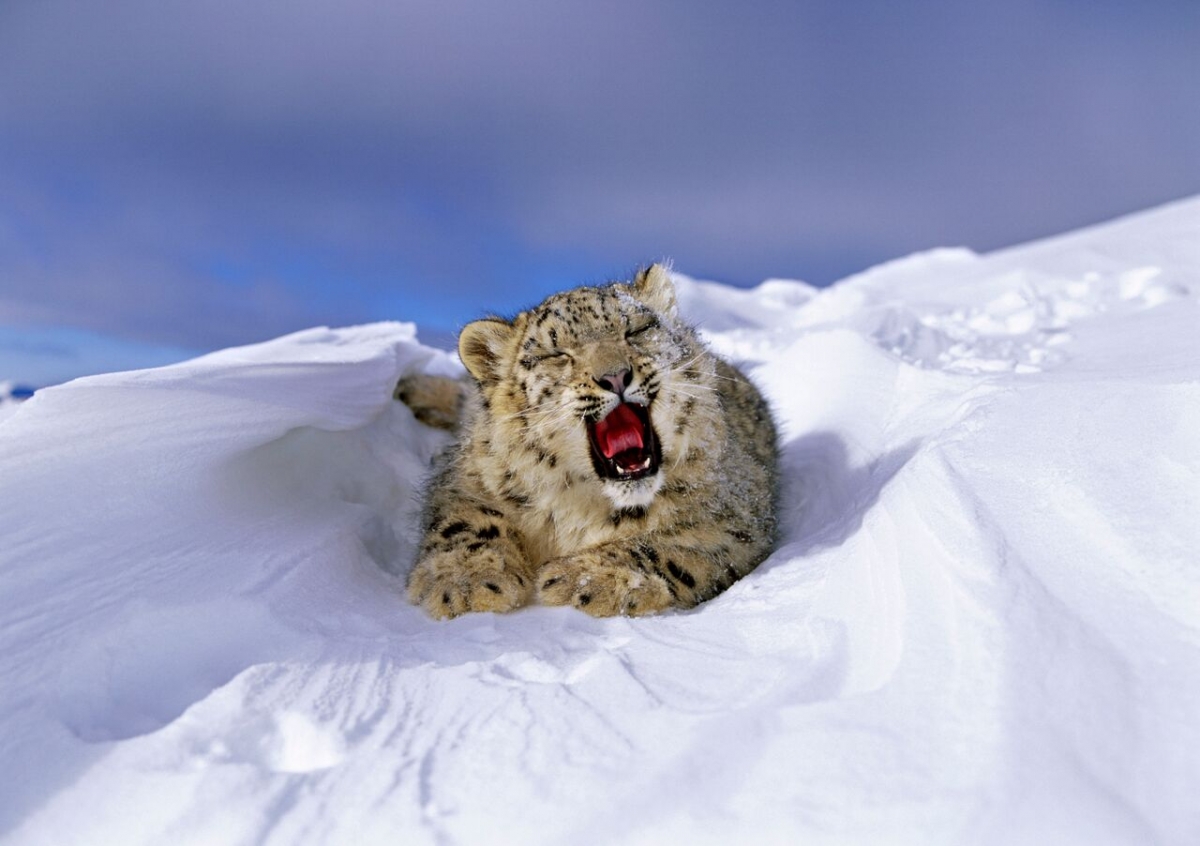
[2,0,1198,384]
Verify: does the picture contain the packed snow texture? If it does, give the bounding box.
[2,198,1199,845]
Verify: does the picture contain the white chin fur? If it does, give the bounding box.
[602,472,664,510]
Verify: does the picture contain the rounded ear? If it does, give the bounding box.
[633,262,677,316]
[458,318,515,383]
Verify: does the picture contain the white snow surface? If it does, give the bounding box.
[2,198,1200,845]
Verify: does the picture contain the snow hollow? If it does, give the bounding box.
[2,198,1199,845]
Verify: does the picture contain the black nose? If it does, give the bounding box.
[594,368,632,395]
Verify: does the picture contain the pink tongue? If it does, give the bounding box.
[594,404,645,459]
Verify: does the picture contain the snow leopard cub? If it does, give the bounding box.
[402,264,778,619]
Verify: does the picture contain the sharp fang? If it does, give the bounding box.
[618,455,651,476]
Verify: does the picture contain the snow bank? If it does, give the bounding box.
[0,382,34,424]
[2,199,1199,845]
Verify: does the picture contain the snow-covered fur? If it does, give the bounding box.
[402,264,779,618]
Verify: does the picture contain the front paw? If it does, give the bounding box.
[407,548,533,620]
[538,555,673,617]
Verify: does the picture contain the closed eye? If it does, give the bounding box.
[519,350,571,369]
[625,319,658,339]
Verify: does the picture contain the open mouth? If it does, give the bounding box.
[586,401,661,481]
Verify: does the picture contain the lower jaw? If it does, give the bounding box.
[600,471,664,509]
[609,463,655,482]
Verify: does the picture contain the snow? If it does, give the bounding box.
[2,198,1199,845]
[0,383,35,423]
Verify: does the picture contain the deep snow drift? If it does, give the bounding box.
[2,198,1199,845]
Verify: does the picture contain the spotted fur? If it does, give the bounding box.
[402,264,779,619]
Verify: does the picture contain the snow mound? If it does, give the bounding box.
[2,199,1199,845]
[0,382,35,423]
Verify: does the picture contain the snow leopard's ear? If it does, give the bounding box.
[633,262,677,317]
[458,317,515,383]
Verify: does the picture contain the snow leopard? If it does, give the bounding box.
[400,264,778,619]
